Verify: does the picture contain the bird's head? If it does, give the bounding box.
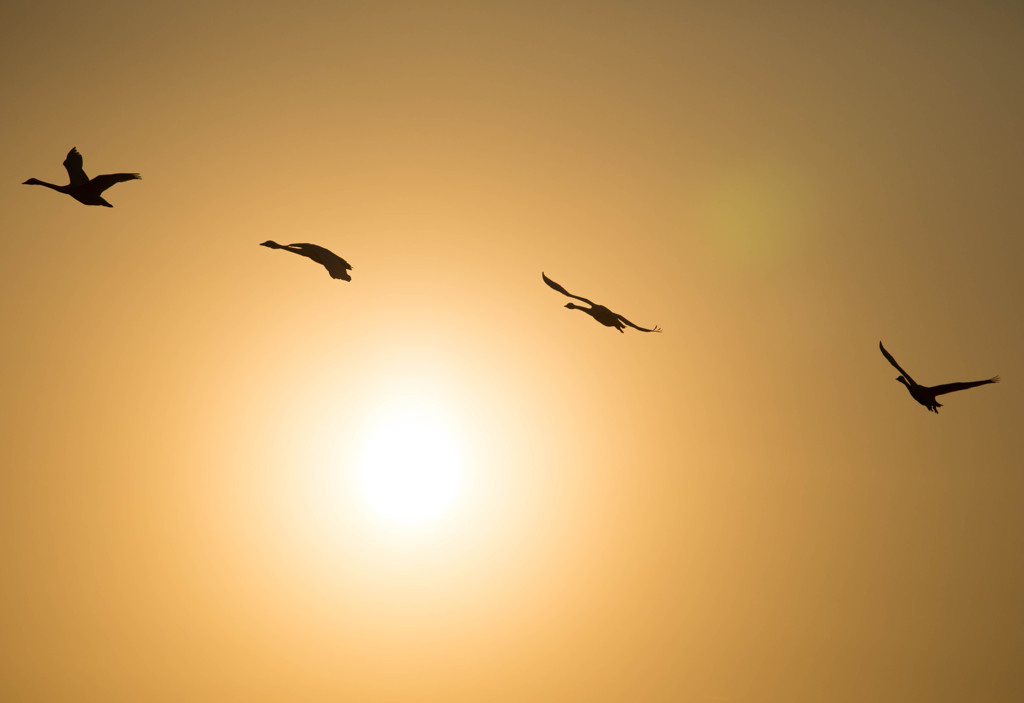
[895,375,909,386]
[259,240,282,248]
[564,303,578,310]
[22,178,41,185]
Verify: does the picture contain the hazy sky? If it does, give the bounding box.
[2,2,1023,701]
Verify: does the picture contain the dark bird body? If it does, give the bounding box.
[542,272,661,333]
[879,341,998,413]
[23,148,140,207]
[260,240,353,280]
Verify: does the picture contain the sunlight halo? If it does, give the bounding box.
[356,406,464,527]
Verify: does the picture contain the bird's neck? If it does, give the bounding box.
[26,179,66,192]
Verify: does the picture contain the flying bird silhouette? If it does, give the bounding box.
[542,272,661,333]
[260,241,353,280]
[879,341,998,413]
[23,148,140,207]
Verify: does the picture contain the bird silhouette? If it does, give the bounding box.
[879,341,998,413]
[23,148,140,207]
[543,272,661,333]
[260,241,353,280]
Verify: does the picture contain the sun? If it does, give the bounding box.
[356,406,464,527]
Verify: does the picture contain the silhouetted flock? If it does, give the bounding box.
[24,147,1000,414]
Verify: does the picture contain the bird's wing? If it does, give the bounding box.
[90,173,141,193]
[930,376,999,396]
[322,252,352,271]
[323,257,352,278]
[542,272,594,305]
[282,243,320,255]
[616,313,662,333]
[286,243,337,260]
[879,341,916,385]
[63,148,88,186]
[285,243,350,268]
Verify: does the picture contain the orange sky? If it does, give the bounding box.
[1,2,1023,701]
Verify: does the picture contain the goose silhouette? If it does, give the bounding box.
[879,341,998,413]
[543,272,661,333]
[23,148,140,207]
[260,241,353,281]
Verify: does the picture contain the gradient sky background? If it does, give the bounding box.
[2,2,1023,701]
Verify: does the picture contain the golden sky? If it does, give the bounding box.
[2,2,1023,701]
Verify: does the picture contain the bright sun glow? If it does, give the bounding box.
[357,407,464,527]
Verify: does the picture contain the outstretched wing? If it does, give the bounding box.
[283,243,324,255]
[318,251,352,277]
[879,341,916,385]
[63,148,88,186]
[931,376,999,396]
[284,243,352,278]
[542,272,594,305]
[90,173,141,193]
[616,314,662,333]
[283,243,337,262]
